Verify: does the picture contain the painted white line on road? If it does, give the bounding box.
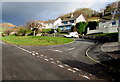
[35,53,39,54]
[45,59,49,61]
[28,52,32,53]
[67,68,76,73]
[58,65,64,68]
[41,55,43,56]
[83,75,90,79]
[68,47,75,51]
[64,64,69,67]
[52,50,62,52]
[56,61,60,63]
[73,68,79,71]
[49,58,53,60]
[51,61,56,64]
[26,50,29,53]
[32,53,35,55]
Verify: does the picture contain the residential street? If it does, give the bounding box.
[2,39,119,81]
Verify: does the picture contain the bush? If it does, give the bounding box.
[3,29,12,36]
[42,29,52,33]
[57,28,61,32]
[76,22,88,34]
[17,28,33,36]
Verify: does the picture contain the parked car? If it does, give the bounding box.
[64,32,79,38]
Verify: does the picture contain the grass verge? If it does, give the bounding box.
[2,36,73,46]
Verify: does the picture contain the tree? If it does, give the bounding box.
[71,25,77,32]
[76,22,88,34]
[74,8,94,18]
[27,21,43,36]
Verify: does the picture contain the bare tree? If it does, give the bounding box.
[27,21,43,36]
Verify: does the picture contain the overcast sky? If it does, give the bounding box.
[1,0,117,26]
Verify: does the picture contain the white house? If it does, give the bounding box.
[87,1,119,34]
[36,13,86,31]
[58,13,86,31]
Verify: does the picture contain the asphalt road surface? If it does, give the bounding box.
[2,39,118,81]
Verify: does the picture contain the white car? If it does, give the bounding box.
[64,32,79,38]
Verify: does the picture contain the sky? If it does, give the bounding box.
[1,0,117,26]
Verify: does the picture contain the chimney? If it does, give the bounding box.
[71,13,73,18]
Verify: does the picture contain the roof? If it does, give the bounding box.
[45,17,61,23]
[36,20,46,23]
[60,13,82,21]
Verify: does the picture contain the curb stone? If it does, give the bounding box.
[85,41,120,72]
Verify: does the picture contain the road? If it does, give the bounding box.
[2,39,117,81]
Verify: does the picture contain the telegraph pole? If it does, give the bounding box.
[118,1,120,42]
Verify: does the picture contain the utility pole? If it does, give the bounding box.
[118,1,120,42]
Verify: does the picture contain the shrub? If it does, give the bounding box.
[42,29,52,33]
[57,28,61,32]
[76,22,88,34]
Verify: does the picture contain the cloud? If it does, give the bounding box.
[2,0,117,2]
[2,1,116,25]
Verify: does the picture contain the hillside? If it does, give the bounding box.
[0,23,16,27]
[0,23,16,32]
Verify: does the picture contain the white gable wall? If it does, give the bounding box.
[53,18,62,26]
[76,14,86,23]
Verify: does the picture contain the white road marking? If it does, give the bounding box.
[67,68,76,73]
[41,55,43,56]
[56,61,60,63]
[35,53,39,54]
[64,64,69,67]
[68,47,75,51]
[58,65,64,68]
[53,50,62,52]
[73,68,79,71]
[32,53,35,56]
[49,58,53,60]
[26,50,29,53]
[51,61,56,64]
[28,52,32,53]
[45,59,49,61]
[83,75,90,79]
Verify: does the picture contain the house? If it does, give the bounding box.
[87,1,120,34]
[36,13,87,32]
[58,13,87,32]
[45,18,62,29]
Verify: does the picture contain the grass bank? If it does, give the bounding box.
[2,36,73,46]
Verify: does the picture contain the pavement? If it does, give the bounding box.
[86,41,120,81]
[2,39,120,81]
[101,42,120,59]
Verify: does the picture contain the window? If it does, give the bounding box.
[112,20,116,25]
[66,26,71,30]
[102,21,106,23]
[59,27,64,31]
[69,20,74,23]
[63,21,68,24]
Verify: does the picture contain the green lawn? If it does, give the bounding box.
[2,36,73,46]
